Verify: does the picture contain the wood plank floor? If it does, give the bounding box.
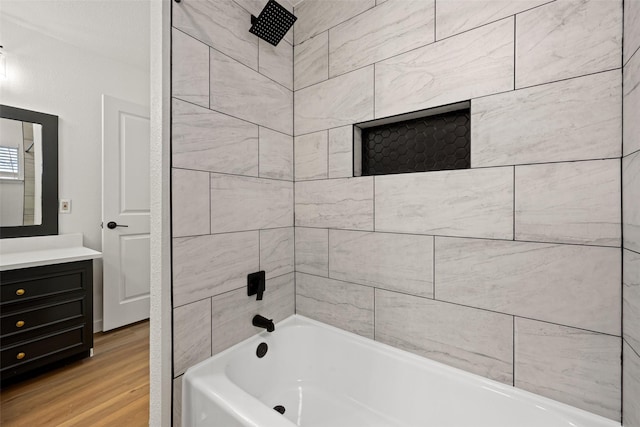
[0,321,149,427]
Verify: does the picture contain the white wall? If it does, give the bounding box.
[0,15,149,330]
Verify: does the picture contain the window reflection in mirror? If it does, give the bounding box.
[0,117,43,226]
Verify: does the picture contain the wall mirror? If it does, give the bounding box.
[0,105,58,238]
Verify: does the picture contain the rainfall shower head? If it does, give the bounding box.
[249,0,297,47]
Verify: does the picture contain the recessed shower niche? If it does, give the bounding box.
[354,101,470,177]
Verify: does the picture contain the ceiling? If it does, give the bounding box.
[0,0,150,72]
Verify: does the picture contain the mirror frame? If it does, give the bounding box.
[0,105,58,238]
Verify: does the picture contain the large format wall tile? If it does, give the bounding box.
[173,0,258,70]
[296,273,374,338]
[259,127,293,181]
[294,0,375,45]
[295,67,374,135]
[329,230,434,297]
[173,299,211,376]
[515,160,621,246]
[436,237,621,335]
[435,0,549,40]
[375,290,513,384]
[375,18,513,118]
[375,167,513,239]
[172,168,210,238]
[295,131,328,181]
[172,98,259,176]
[259,39,293,90]
[294,32,329,90]
[260,227,294,279]
[516,0,622,88]
[328,126,353,178]
[211,273,294,354]
[295,177,374,230]
[472,71,621,167]
[172,29,209,108]
[210,173,293,233]
[624,51,640,157]
[295,227,329,276]
[624,151,640,253]
[624,341,640,427]
[173,231,259,307]
[210,49,293,135]
[515,318,621,420]
[625,0,640,65]
[625,249,640,353]
[328,0,434,77]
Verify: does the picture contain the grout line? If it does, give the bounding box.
[327,29,330,79]
[373,287,376,340]
[327,228,330,277]
[512,316,516,387]
[620,0,624,410]
[172,166,293,183]
[293,29,297,314]
[293,157,621,181]
[514,67,621,91]
[373,63,376,119]
[210,298,213,356]
[290,225,623,250]
[326,130,330,178]
[372,176,376,231]
[513,166,516,240]
[170,15,176,385]
[433,0,436,41]
[173,271,296,310]
[208,171,212,235]
[625,247,640,256]
[293,1,377,47]
[172,95,294,138]
[173,27,293,93]
[174,226,291,240]
[624,44,640,69]
[625,338,640,360]
[296,271,622,338]
[623,147,640,159]
[432,237,436,299]
[297,271,622,337]
[513,16,516,90]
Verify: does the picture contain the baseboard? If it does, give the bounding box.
[94,319,103,333]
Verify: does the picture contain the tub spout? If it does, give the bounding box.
[253,314,275,332]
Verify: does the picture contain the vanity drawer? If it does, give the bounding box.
[1,325,86,372]
[1,298,85,337]
[0,261,91,305]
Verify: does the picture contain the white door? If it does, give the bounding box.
[102,95,150,331]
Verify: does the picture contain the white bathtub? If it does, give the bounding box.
[182,315,620,427]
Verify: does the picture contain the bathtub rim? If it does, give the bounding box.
[182,314,621,427]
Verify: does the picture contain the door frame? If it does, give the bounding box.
[149,1,172,426]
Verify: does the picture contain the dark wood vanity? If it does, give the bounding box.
[0,260,94,383]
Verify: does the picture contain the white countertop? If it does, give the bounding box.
[0,233,102,271]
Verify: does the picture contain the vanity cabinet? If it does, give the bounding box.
[0,260,93,383]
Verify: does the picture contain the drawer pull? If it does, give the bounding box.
[16,352,26,360]
[16,289,26,296]
[16,320,25,328]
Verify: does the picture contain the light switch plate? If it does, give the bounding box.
[59,199,71,213]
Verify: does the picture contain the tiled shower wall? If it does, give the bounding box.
[293,0,623,420]
[623,0,640,425]
[169,0,295,424]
